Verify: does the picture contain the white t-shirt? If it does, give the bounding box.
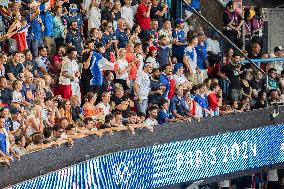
[87,7,101,31]
[207,38,221,54]
[146,56,159,69]
[116,59,129,80]
[121,6,134,29]
[136,54,144,74]
[96,102,111,115]
[269,53,283,74]
[59,57,80,85]
[135,71,150,100]
[12,91,23,103]
[173,74,188,86]
[184,46,198,73]
[144,118,158,127]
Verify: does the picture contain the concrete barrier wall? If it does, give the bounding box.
[1,106,284,188]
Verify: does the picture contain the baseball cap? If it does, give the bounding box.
[274,46,283,52]
[149,45,158,52]
[69,4,78,12]
[176,19,185,25]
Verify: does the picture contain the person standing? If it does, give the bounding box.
[136,0,151,39]
[57,47,81,101]
[134,63,153,114]
[172,19,187,62]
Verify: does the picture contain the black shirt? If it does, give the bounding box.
[221,64,241,89]
[5,61,24,80]
[101,8,113,22]
[111,95,130,118]
[148,77,163,105]
[150,5,163,29]
[0,88,13,105]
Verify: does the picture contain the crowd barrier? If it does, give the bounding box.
[239,58,284,64]
[1,106,284,188]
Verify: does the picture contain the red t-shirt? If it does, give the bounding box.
[136,3,150,30]
[208,92,219,111]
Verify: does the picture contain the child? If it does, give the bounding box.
[12,80,24,103]
[157,99,176,124]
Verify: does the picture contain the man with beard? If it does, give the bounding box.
[66,21,83,55]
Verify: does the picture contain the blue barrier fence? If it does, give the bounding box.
[12,124,284,189]
[239,58,284,64]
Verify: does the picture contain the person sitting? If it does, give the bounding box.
[144,105,159,127]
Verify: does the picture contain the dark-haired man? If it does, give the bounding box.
[5,51,24,81]
[221,53,242,102]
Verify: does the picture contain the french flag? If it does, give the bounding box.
[90,51,117,86]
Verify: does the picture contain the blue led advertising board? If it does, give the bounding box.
[13,124,284,189]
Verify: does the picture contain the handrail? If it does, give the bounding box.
[239,58,284,64]
[182,0,267,77]
[215,0,226,7]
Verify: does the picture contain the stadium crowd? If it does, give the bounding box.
[0,0,283,187]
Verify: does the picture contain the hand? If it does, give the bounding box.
[164,4,168,9]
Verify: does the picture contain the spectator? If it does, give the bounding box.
[53,6,66,48]
[116,48,130,90]
[144,105,159,126]
[254,91,267,109]
[101,71,115,93]
[12,80,24,103]
[87,0,101,32]
[121,0,134,29]
[148,68,164,105]
[101,0,114,24]
[5,51,24,81]
[21,71,36,104]
[115,19,129,48]
[26,1,43,57]
[70,95,82,122]
[158,19,172,47]
[150,0,168,30]
[134,63,153,114]
[0,115,12,162]
[83,92,103,118]
[170,85,192,121]
[223,1,244,49]
[221,53,242,102]
[66,21,83,55]
[0,77,13,105]
[136,0,151,33]
[196,31,208,83]
[23,50,38,78]
[35,45,50,78]
[111,86,134,118]
[251,70,265,100]
[183,34,198,85]
[50,46,66,84]
[57,47,80,100]
[269,46,283,75]
[146,45,158,68]
[241,71,253,100]
[194,83,210,117]
[173,63,192,90]
[156,35,171,68]
[100,114,116,129]
[160,64,174,100]
[208,83,222,116]
[157,99,175,124]
[41,2,55,55]
[172,19,187,62]
[267,68,279,91]
[112,0,122,30]
[96,92,112,115]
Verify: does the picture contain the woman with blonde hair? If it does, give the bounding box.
[115,48,131,90]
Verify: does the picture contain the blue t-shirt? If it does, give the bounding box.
[40,11,54,37]
[195,42,208,70]
[115,29,129,49]
[194,95,209,109]
[0,132,7,154]
[169,95,188,116]
[160,73,170,99]
[66,30,83,54]
[157,109,173,124]
[172,29,186,58]
[26,14,42,41]
[184,0,201,12]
